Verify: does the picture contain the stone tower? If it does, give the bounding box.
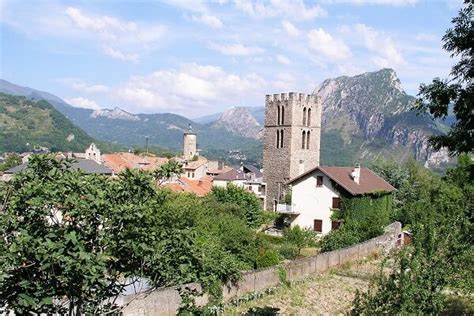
[263,92,322,210]
[183,125,197,160]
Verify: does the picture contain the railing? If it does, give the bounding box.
[276,204,298,214]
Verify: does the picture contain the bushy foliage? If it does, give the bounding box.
[0,156,279,314]
[0,153,21,171]
[320,191,392,252]
[351,156,473,314]
[319,227,361,252]
[282,226,316,255]
[415,1,473,155]
[209,184,264,228]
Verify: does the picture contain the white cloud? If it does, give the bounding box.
[276,54,291,65]
[191,14,223,28]
[103,46,139,63]
[64,7,165,62]
[234,0,326,20]
[322,0,417,5]
[308,28,352,61]
[115,63,265,115]
[71,81,109,94]
[352,23,404,67]
[211,43,265,56]
[281,20,300,37]
[65,97,101,110]
[272,72,296,90]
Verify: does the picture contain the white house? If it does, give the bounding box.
[284,165,396,235]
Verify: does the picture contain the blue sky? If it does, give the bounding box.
[0,0,463,117]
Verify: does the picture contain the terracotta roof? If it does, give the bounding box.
[163,176,213,197]
[207,166,233,175]
[288,166,396,196]
[102,153,168,173]
[214,168,246,181]
[183,157,207,170]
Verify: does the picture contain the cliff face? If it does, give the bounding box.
[212,106,263,139]
[314,68,449,167]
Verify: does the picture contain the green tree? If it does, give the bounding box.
[282,226,316,255]
[154,160,183,184]
[416,1,473,155]
[209,184,264,228]
[0,152,22,171]
[0,156,197,314]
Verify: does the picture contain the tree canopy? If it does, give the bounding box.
[416,1,473,154]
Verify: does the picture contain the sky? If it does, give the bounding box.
[0,0,464,118]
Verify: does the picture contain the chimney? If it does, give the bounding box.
[351,164,361,184]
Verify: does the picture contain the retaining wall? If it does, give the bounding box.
[122,222,401,315]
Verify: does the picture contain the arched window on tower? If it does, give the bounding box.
[281,106,285,125]
[277,106,281,126]
[306,131,310,149]
[302,131,306,149]
[307,108,311,126]
[303,107,307,126]
[280,130,284,148]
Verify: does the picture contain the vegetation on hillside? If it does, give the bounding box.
[0,94,114,153]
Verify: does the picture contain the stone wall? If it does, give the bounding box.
[121,222,401,315]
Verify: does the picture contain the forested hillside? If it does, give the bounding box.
[0,94,105,152]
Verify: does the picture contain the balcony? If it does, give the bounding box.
[276,204,299,215]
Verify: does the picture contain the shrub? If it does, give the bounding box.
[278,243,299,260]
[319,227,360,252]
[255,247,281,269]
[282,226,316,254]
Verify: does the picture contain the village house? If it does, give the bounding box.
[102,152,169,175]
[213,165,266,205]
[283,165,396,234]
[164,176,214,197]
[2,158,113,181]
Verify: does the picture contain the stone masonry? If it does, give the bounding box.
[183,128,197,160]
[263,92,322,210]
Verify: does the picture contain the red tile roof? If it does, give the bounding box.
[163,176,213,197]
[288,166,396,195]
[102,153,168,173]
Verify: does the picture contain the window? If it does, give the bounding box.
[280,130,284,148]
[276,130,280,148]
[313,219,323,232]
[281,106,285,124]
[277,106,280,126]
[306,131,310,149]
[303,107,307,126]
[301,131,306,149]
[331,221,340,230]
[332,197,341,209]
[307,108,311,126]
[316,176,323,187]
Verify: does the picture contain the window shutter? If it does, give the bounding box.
[332,197,341,209]
[313,219,322,232]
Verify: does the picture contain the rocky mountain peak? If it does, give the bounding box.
[212,106,263,139]
[91,107,140,121]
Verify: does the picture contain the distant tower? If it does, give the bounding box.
[183,124,197,160]
[85,143,101,164]
[263,92,322,210]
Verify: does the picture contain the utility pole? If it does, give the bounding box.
[145,136,149,154]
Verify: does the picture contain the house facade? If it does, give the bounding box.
[287,166,396,234]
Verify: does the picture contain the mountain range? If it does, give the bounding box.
[0,69,451,169]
